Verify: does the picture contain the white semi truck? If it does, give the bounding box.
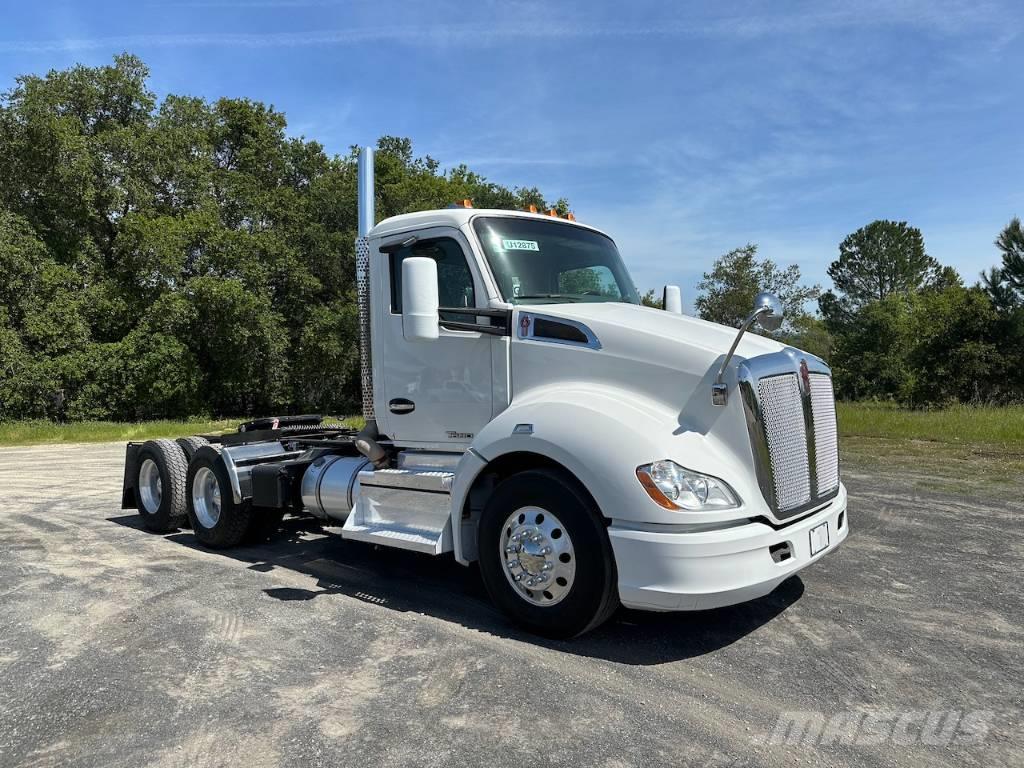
[121,147,848,638]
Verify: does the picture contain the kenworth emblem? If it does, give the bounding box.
[518,314,532,338]
[799,358,811,394]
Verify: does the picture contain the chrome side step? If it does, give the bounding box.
[341,522,445,554]
[340,465,456,555]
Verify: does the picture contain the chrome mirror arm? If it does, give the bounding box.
[712,306,770,406]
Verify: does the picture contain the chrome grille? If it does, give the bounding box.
[809,373,839,493]
[739,352,841,520]
[756,374,811,511]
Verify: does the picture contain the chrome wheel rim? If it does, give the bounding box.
[138,459,162,515]
[500,506,576,606]
[192,466,222,529]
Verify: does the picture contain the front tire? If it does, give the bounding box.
[478,469,618,638]
[134,439,189,533]
[186,447,252,549]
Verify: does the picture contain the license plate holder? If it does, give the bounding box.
[809,521,829,555]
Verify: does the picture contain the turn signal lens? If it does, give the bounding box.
[636,460,740,511]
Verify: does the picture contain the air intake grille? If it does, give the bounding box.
[757,374,811,511]
[355,236,374,420]
[809,373,839,493]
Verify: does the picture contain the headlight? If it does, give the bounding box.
[636,460,740,511]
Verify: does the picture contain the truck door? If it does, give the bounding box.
[373,227,494,447]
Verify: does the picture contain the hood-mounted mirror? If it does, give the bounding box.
[712,292,785,406]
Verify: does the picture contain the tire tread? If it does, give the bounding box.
[478,467,619,638]
[186,448,253,549]
[136,439,189,532]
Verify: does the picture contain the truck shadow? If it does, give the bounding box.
[109,513,804,665]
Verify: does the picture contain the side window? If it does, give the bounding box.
[558,265,622,299]
[389,237,476,322]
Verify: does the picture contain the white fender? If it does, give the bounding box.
[449,385,766,564]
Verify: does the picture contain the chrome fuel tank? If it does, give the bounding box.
[300,455,369,521]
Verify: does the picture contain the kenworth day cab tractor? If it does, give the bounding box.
[121,147,848,638]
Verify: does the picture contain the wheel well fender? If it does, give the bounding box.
[451,448,606,565]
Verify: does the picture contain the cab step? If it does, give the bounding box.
[340,465,455,555]
[341,522,444,554]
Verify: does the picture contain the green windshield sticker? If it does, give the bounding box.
[501,239,539,251]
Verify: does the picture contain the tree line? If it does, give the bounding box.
[0,55,565,421]
[691,218,1024,406]
[1,55,1020,422]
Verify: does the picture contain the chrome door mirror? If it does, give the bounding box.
[662,285,682,314]
[401,257,439,342]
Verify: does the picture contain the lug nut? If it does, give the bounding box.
[531,534,543,543]
[540,546,552,555]
[514,573,523,582]
[542,562,553,571]
[508,559,520,569]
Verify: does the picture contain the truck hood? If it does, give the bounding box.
[511,302,787,405]
[505,301,796,513]
[544,301,784,360]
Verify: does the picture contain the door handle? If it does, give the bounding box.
[389,398,416,414]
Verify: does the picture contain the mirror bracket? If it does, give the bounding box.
[711,292,783,406]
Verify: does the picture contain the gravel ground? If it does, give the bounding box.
[0,441,1021,768]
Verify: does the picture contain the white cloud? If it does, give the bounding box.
[1,1,1013,54]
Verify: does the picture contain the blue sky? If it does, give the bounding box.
[2,1,1023,307]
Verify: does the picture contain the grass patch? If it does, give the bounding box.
[837,402,1024,449]
[837,403,1024,498]
[0,416,360,447]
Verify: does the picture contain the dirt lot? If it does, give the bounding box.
[0,442,1021,767]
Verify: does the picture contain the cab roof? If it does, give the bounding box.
[366,208,609,240]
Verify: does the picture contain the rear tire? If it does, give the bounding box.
[134,439,189,533]
[477,469,619,638]
[186,447,252,549]
[175,435,209,462]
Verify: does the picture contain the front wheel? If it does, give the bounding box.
[186,447,252,549]
[477,469,619,638]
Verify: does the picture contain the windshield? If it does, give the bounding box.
[472,216,640,305]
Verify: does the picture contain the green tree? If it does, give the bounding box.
[981,267,1019,311]
[820,220,938,325]
[694,244,821,335]
[828,276,1010,406]
[981,217,1024,308]
[0,55,568,421]
[828,294,916,402]
[995,217,1024,291]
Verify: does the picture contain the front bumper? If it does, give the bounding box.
[609,483,848,611]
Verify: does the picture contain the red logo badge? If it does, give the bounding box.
[799,359,811,392]
[519,314,531,337]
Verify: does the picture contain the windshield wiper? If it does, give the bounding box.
[513,294,582,302]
